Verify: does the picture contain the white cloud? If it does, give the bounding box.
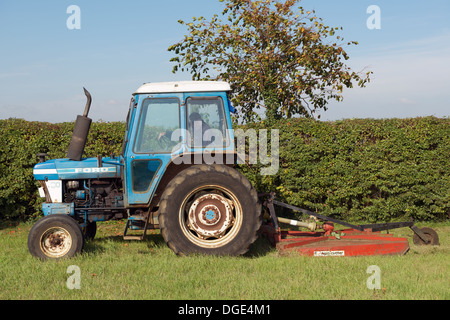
[317,32,450,120]
[0,72,31,79]
[398,98,416,105]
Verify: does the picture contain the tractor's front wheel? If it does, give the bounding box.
[159,165,261,256]
[28,214,84,260]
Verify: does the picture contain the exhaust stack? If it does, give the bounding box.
[67,88,92,161]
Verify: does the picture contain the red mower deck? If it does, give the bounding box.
[260,192,437,257]
[264,228,410,257]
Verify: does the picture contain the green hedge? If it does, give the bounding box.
[239,117,449,222]
[0,117,448,222]
[0,119,125,220]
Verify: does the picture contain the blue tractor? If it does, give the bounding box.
[28,81,440,259]
[29,82,261,259]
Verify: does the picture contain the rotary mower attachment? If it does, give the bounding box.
[259,193,439,257]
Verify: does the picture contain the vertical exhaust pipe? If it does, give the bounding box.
[67,88,92,161]
[82,87,92,117]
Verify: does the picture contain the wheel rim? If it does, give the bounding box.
[40,227,73,258]
[413,227,439,246]
[179,186,243,249]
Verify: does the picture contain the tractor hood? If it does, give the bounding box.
[33,157,122,181]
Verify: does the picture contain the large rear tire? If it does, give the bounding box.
[159,164,261,256]
[28,214,84,260]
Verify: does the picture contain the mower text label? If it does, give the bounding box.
[314,250,345,257]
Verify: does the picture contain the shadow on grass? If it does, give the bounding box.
[0,220,24,231]
[245,236,277,258]
[82,233,168,256]
[82,232,276,258]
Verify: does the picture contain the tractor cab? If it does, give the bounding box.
[122,81,236,206]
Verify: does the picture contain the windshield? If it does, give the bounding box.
[134,98,181,153]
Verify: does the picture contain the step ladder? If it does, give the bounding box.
[123,213,150,241]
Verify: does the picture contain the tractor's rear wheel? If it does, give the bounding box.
[28,214,84,260]
[159,165,261,256]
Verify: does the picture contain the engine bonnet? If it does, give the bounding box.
[33,157,121,181]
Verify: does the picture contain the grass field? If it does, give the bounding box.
[0,219,448,300]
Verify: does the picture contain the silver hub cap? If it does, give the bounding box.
[188,193,234,239]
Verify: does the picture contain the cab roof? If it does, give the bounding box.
[134,81,231,94]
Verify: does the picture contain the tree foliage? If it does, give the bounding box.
[168,0,372,123]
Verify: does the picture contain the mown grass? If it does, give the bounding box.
[0,220,448,300]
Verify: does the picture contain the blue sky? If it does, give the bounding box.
[0,0,449,123]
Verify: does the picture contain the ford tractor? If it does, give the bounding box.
[29,81,262,260]
[29,81,439,260]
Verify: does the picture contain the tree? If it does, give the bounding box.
[168,0,372,123]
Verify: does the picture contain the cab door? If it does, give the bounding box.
[124,94,185,206]
[184,92,234,154]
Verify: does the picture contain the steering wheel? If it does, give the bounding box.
[157,134,172,151]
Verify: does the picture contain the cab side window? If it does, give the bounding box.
[186,97,228,148]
